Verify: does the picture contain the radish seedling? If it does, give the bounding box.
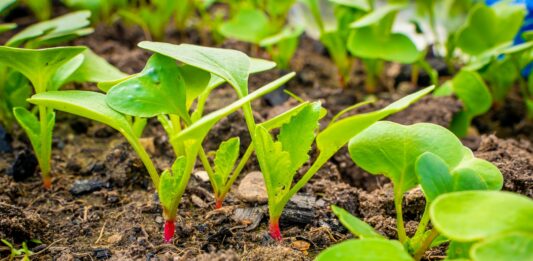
[247,86,434,241]
[317,121,503,260]
[431,191,533,261]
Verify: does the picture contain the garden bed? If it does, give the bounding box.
[1,9,533,261]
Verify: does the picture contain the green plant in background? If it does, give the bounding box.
[248,86,434,241]
[22,0,52,21]
[29,42,291,242]
[62,0,128,23]
[431,191,533,261]
[317,121,502,260]
[260,26,304,69]
[0,0,16,34]
[1,239,41,261]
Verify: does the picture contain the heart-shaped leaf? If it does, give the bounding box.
[348,27,420,63]
[219,7,273,44]
[316,239,413,261]
[471,232,533,261]
[106,54,188,120]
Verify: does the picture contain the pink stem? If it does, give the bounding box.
[164,220,175,243]
[215,198,223,209]
[269,218,282,241]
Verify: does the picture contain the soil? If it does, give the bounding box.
[1,6,533,261]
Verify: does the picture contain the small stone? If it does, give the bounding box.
[70,180,106,196]
[0,125,12,153]
[191,195,208,208]
[93,248,111,260]
[139,137,155,154]
[107,234,122,245]
[193,171,210,183]
[236,171,268,204]
[291,240,310,253]
[155,216,163,224]
[8,149,37,181]
[232,207,264,231]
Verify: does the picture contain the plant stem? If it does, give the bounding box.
[413,204,431,240]
[269,216,282,241]
[163,219,175,243]
[38,105,51,189]
[127,136,160,189]
[413,229,439,261]
[394,187,407,243]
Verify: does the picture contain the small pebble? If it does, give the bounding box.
[8,149,37,181]
[70,180,106,196]
[93,248,111,260]
[191,195,208,208]
[193,171,210,183]
[291,240,310,253]
[236,171,268,204]
[155,216,163,224]
[107,234,122,245]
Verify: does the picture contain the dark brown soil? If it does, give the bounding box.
[1,8,533,261]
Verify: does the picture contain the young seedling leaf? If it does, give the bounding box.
[349,3,406,28]
[0,46,87,92]
[138,42,251,96]
[430,191,533,242]
[348,27,420,63]
[159,157,187,219]
[6,11,93,47]
[349,122,465,194]
[213,137,240,189]
[180,64,211,108]
[329,0,371,11]
[331,205,384,239]
[219,7,272,44]
[106,54,189,120]
[415,152,454,202]
[50,54,85,91]
[0,23,16,34]
[66,49,127,84]
[316,239,413,261]
[449,70,492,137]
[278,102,321,173]
[470,232,533,261]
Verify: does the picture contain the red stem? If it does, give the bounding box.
[164,220,175,243]
[215,198,223,209]
[269,218,282,241]
[43,177,51,189]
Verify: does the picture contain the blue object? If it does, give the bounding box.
[486,0,533,76]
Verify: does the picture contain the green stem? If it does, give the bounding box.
[126,135,160,189]
[38,104,51,188]
[199,147,216,181]
[394,187,407,243]
[132,117,147,138]
[413,229,439,261]
[220,143,254,197]
[413,204,431,241]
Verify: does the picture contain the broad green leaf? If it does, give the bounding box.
[317,86,434,163]
[329,0,371,11]
[348,27,420,63]
[255,125,292,200]
[259,102,310,130]
[180,65,211,108]
[449,70,492,137]
[6,11,93,48]
[67,49,127,84]
[430,191,533,242]
[138,41,251,96]
[28,91,132,134]
[50,54,85,91]
[452,154,502,191]
[316,239,413,261]
[97,74,136,93]
[205,57,276,92]
[106,54,188,120]
[278,102,321,173]
[447,241,474,260]
[456,4,525,56]
[349,3,406,28]
[471,232,533,261]
[415,152,454,202]
[331,206,384,239]
[0,46,87,93]
[175,72,295,145]
[219,8,272,44]
[349,122,465,194]
[213,137,240,188]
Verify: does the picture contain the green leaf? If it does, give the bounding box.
[316,239,414,261]
[430,191,533,242]
[0,23,16,34]
[471,232,533,261]
[67,49,127,84]
[158,157,187,219]
[350,4,406,28]
[348,27,420,63]
[0,0,16,14]
[259,102,310,130]
[415,152,454,202]
[255,125,293,200]
[213,137,240,188]
[329,0,371,11]
[331,205,384,239]
[28,91,132,134]
[219,7,272,44]
[13,107,42,156]
[447,241,474,260]
[180,64,211,108]
[6,11,93,48]
[317,86,434,166]
[449,70,492,137]
[260,26,303,69]
[50,54,85,91]
[106,54,188,120]
[456,4,526,56]
[278,102,321,173]
[138,42,251,96]
[349,122,465,194]
[0,46,87,93]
